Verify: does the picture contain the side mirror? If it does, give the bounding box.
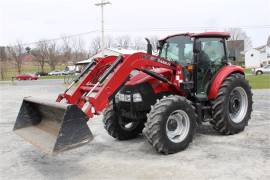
[145,38,152,55]
[193,40,202,53]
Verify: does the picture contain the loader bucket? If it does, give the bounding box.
[13,97,93,154]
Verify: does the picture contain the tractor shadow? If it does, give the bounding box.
[196,123,221,136]
[19,149,88,180]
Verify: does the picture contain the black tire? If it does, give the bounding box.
[103,104,145,140]
[256,71,263,75]
[211,73,253,135]
[143,95,197,154]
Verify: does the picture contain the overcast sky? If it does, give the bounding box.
[0,0,269,47]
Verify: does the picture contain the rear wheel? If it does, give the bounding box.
[143,95,197,154]
[103,104,145,140]
[211,73,252,134]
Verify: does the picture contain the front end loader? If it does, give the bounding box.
[14,32,253,154]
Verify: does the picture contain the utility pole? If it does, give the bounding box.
[95,0,111,56]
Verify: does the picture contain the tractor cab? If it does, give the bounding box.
[157,32,230,96]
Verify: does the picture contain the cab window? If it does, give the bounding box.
[159,36,193,66]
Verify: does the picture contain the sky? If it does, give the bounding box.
[0,0,269,48]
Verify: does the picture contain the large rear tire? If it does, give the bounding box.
[103,104,145,140]
[211,73,252,135]
[143,95,197,154]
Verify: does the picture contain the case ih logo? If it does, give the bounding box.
[156,58,171,66]
[143,54,172,66]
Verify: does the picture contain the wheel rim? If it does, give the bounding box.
[166,110,190,143]
[228,87,248,123]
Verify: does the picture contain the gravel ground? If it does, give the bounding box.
[0,80,269,180]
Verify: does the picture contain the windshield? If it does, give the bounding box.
[159,35,193,65]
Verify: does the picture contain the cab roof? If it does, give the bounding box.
[159,32,230,41]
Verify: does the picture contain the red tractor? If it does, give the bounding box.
[13,32,252,154]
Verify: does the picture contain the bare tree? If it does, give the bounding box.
[89,36,101,55]
[32,40,49,72]
[133,37,145,50]
[227,28,252,50]
[72,37,87,63]
[116,35,131,49]
[105,35,113,48]
[149,36,159,52]
[0,47,8,80]
[61,36,72,65]
[47,41,59,71]
[7,41,25,74]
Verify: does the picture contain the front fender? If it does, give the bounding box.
[208,65,244,100]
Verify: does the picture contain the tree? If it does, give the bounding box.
[0,47,8,80]
[7,41,25,74]
[72,37,87,63]
[227,28,252,51]
[47,41,59,71]
[61,36,73,65]
[133,37,145,50]
[32,40,48,72]
[149,36,159,52]
[89,36,101,55]
[105,35,113,49]
[116,35,131,49]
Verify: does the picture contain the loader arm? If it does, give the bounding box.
[82,52,178,117]
[56,55,118,104]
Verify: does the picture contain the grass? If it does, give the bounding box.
[246,74,270,89]
[39,75,66,80]
[1,64,67,81]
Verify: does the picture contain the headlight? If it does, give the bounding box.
[118,93,125,101]
[118,93,131,102]
[116,92,142,102]
[124,94,131,102]
[115,93,120,103]
[133,93,142,102]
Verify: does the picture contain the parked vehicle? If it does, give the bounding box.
[63,70,75,75]
[48,70,65,76]
[15,73,38,80]
[35,72,48,76]
[253,65,270,75]
[48,70,74,76]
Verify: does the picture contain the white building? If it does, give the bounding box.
[245,45,270,68]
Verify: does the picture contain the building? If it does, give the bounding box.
[245,36,270,68]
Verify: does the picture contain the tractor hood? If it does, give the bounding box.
[126,68,173,86]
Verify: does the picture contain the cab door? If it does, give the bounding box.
[195,37,227,95]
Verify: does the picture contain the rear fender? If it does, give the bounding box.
[208,65,244,100]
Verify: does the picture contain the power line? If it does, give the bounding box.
[21,30,99,46]
[19,25,270,46]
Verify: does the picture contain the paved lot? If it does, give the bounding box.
[0,80,269,180]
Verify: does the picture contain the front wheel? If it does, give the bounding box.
[143,95,197,154]
[211,73,253,135]
[103,104,145,140]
